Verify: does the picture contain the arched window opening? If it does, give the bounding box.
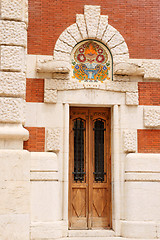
[71,40,112,83]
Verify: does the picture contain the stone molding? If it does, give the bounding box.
[37,59,70,73]
[125,153,160,182]
[44,79,138,104]
[125,172,160,182]
[144,107,160,128]
[113,62,144,76]
[0,124,29,140]
[30,152,58,181]
[123,129,137,153]
[46,128,61,152]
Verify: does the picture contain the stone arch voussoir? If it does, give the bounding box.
[53,5,129,64]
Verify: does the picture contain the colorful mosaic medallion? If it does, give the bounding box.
[71,40,112,82]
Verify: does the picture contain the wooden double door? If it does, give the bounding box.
[69,107,111,229]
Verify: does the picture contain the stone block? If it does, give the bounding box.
[46,128,61,152]
[0,20,27,47]
[126,92,139,105]
[121,220,157,239]
[59,29,77,47]
[0,46,25,71]
[96,15,108,40]
[125,153,160,172]
[76,14,88,39]
[54,39,73,54]
[107,32,124,49]
[31,181,61,222]
[37,58,70,73]
[0,72,26,98]
[111,42,129,55]
[124,182,160,221]
[0,214,29,240]
[123,129,137,153]
[106,81,138,92]
[31,152,58,172]
[0,150,30,181]
[144,107,160,128]
[0,181,30,214]
[44,89,57,103]
[30,172,59,181]
[1,0,28,23]
[84,5,100,38]
[0,97,24,123]
[30,221,67,239]
[67,23,82,43]
[0,124,29,141]
[143,59,160,80]
[54,50,70,62]
[113,53,129,63]
[102,25,117,44]
[114,62,144,76]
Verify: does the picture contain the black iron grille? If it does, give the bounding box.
[73,118,85,182]
[93,119,106,182]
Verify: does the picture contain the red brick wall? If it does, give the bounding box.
[28,0,160,59]
[138,82,160,106]
[26,78,44,102]
[138,129,160,153]
[23,127,45,152]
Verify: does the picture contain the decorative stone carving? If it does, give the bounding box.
[0,46,24,71]
[114,62,144,76]
[126,92,139,105]
[123,129,137,153]
[76,14,88,39]
[144,107,160,128]
[0,20,27,47]
[0,98,24,123]
[37,59,70,73]
[44,90,57,103]
[46,128,61,152]
[106,82,138,92]
[0,72,26,98]
[96,15,108,40]
[84,5,100,38]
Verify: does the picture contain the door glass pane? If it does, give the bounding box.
[73,118,85,182]
[93,119,106,182]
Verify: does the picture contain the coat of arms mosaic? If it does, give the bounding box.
[71,40,112,82]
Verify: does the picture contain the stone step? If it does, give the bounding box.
[68,230,115,237]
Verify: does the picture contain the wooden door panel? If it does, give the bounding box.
[69,107,111,229]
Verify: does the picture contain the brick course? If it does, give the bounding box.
[26,78,44,102]
[138,129,160,153]
[28,0,160,59]
[23,127,45,152]
[138,82,160,106]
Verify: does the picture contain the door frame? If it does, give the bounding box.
[68,107,112,229]
[62,103,121,235]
